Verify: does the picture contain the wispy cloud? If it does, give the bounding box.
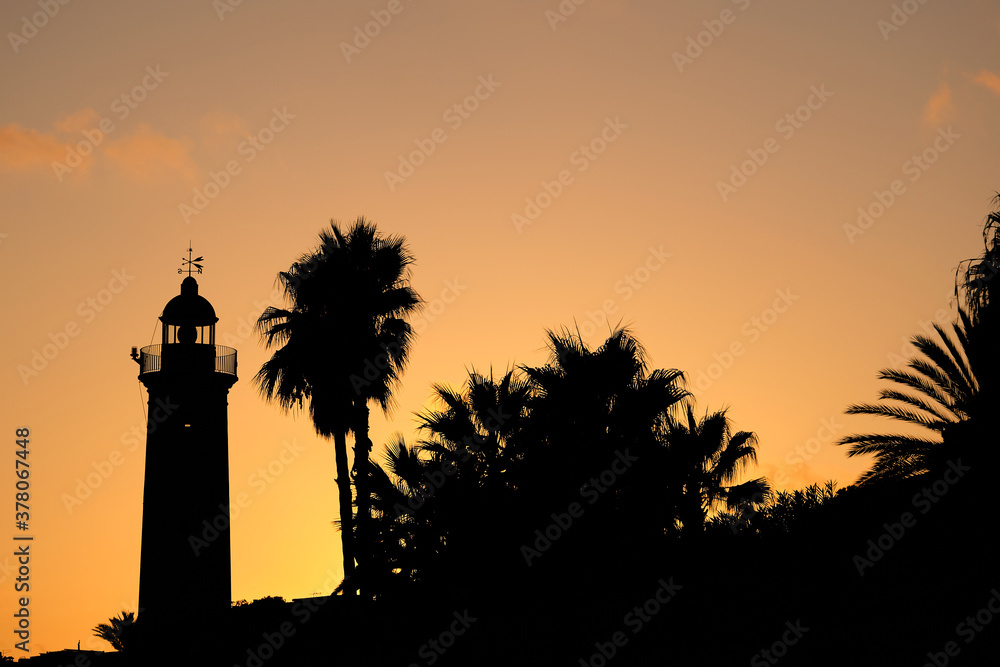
[53,108,101,134]
[0,123,78,174]
[922,80,955,126]
[104,124,197,184]
[972,69,1000,96]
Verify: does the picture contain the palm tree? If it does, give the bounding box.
[92,610,135,652]
[255,217,421,591]
[660,404,770,536]
[416,368,531,492]
[519,327,688,549]
[521,327,687,477]
[365,435,447,593]
[957,196,1000,325]
[836,308,977,484]
[957,198,1000,406]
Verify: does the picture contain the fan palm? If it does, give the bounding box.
[519,327,688,551]
[416,368,531,491]
[364,435,445,594]
[520,327,687,486]
[661,404,770,535]
[255,217,421,590]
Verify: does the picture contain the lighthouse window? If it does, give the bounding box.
[164,324,216,344]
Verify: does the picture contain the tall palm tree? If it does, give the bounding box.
[93,610,135,652]
[255,217,421,591]
[661,405,770,536]
[837,308,977,484]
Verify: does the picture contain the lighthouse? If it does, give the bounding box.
[131,249,237,638]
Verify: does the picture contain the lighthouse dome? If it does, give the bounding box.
[161,277,218,326]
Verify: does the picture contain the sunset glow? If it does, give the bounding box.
[2,0,999,657]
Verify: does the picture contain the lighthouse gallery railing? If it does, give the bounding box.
[138,344,237,376]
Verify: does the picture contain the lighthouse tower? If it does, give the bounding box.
[132,249,237,634]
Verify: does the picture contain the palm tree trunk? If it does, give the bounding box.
[333,429,356,586]
[352,402,373,598]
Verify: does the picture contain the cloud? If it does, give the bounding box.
[103,124,198,184]
[53,108,101,134]
[922,80,955,126]
[1,111,201,183]
[972,69,1000,96]
[0,123,79,174]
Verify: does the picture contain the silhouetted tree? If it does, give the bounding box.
[366,436,446,593]
[661,405,770,536]
[417,369,531,492]
[520,327,687,496]
[92,610,135,652]
[957,196,1000,325]
[712,480,838,536]
[837,308,976,484]
[255,217,421,593]
[955,197,1000,432]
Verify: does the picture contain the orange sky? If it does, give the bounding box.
[2,0,999,656]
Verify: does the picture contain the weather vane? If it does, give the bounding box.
[179,242,204,276]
